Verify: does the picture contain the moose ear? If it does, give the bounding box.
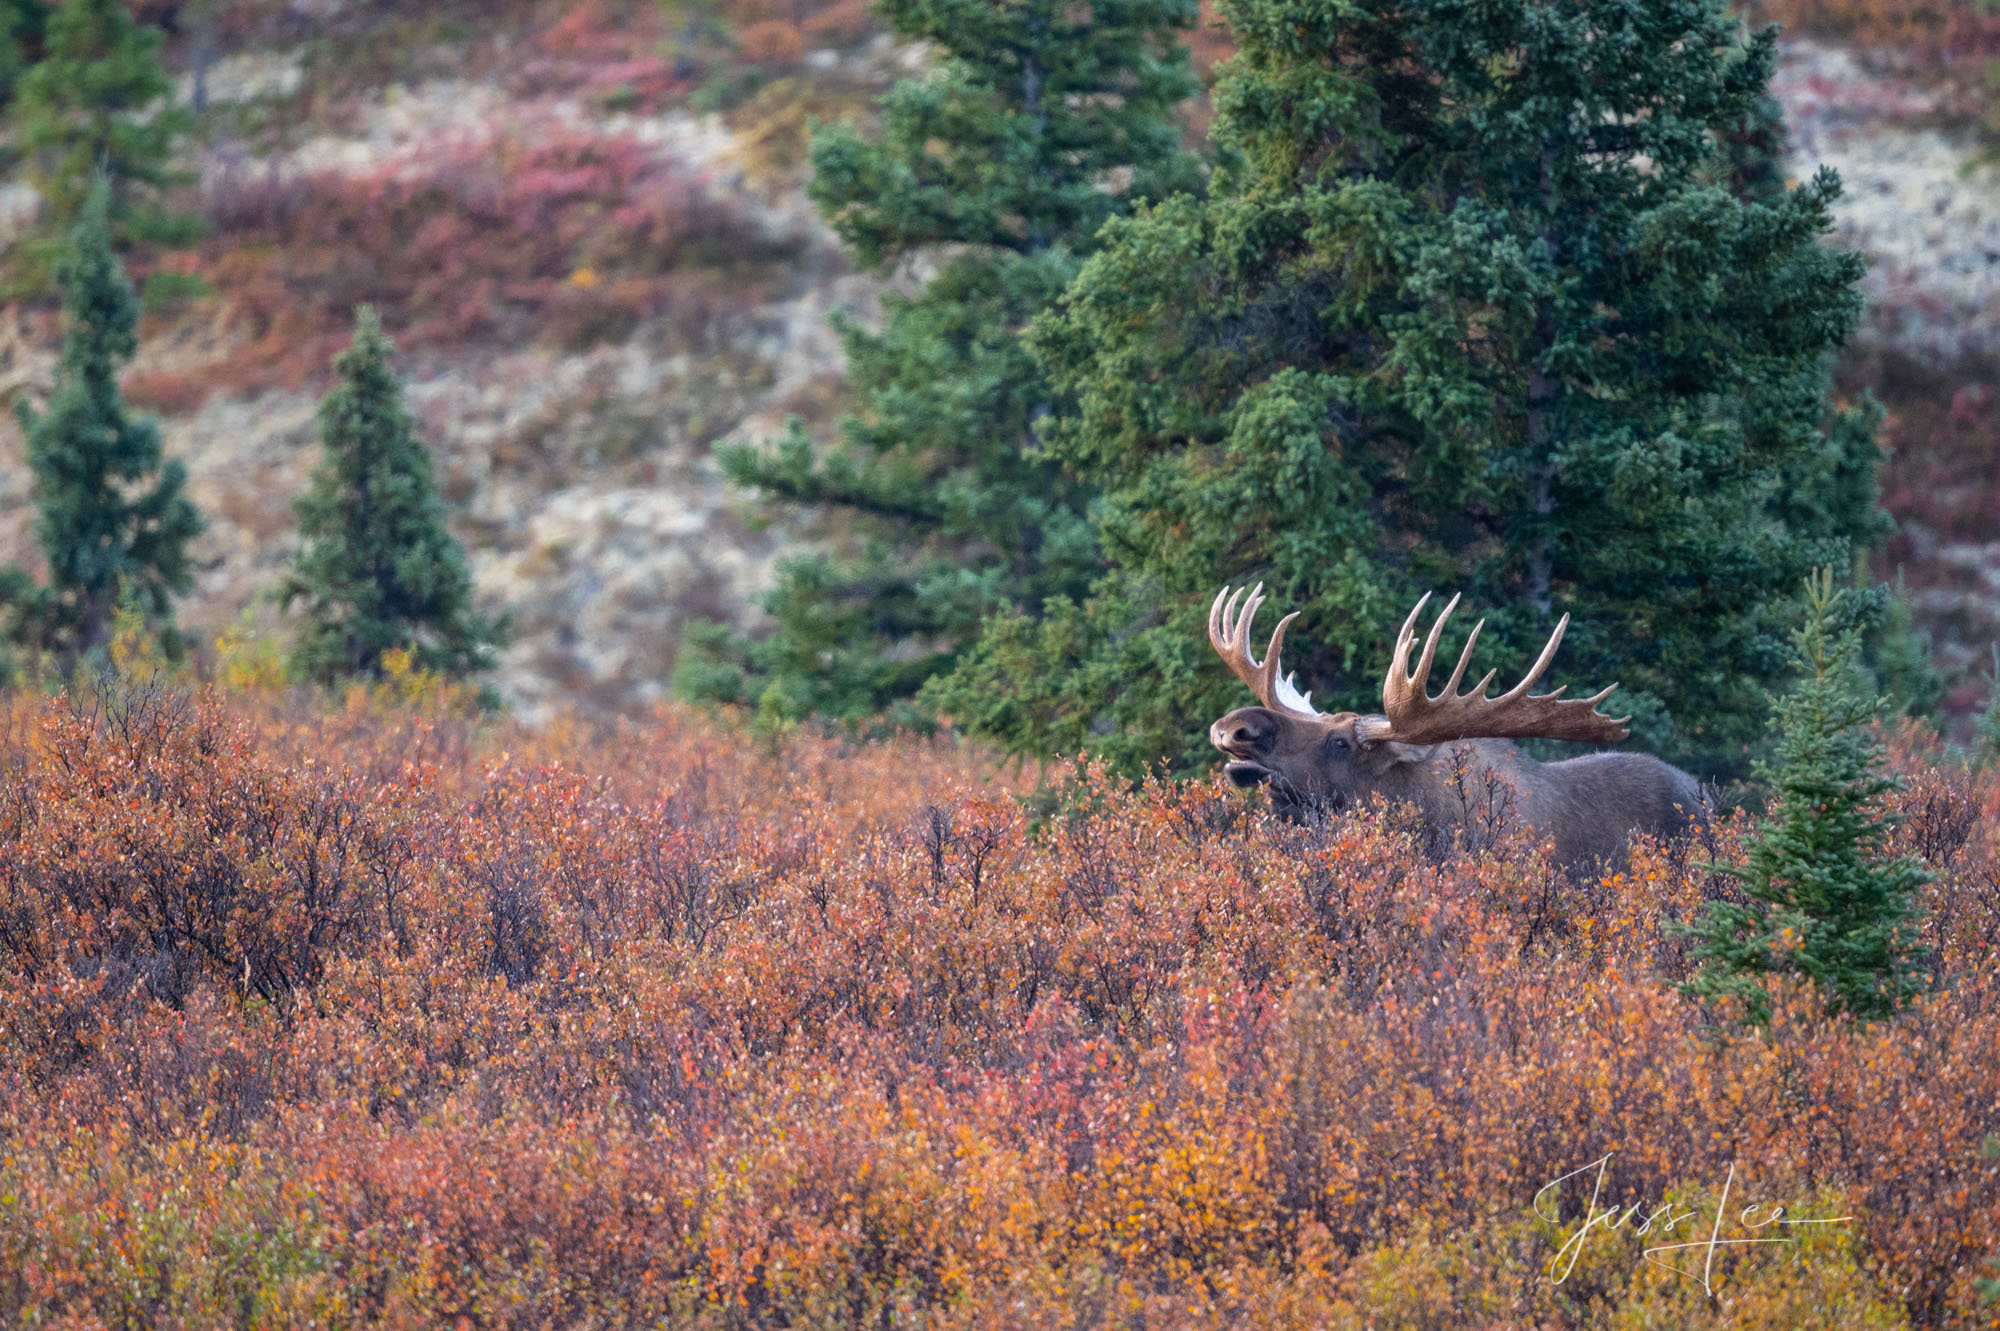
[1359,738,1434,771]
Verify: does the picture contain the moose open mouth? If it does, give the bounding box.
[1223,760,1272,789]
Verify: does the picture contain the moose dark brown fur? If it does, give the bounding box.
[1207,586,1706,871]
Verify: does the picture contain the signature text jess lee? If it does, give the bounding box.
[1533,1153,1853,1294]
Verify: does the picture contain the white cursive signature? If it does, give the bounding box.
[1533,1153,1854,1294]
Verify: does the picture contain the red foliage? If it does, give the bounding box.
[1880,378,2000,547]
[1744,0,2000,61]
[514,0,694,108]
[536,0,641,57]
[1857,352,2000,730]
[0,679,1995,1325]
[129,128,806,410]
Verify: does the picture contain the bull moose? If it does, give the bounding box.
[1207,584,1705,870]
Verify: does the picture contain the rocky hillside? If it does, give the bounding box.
[1775,34,2000,726]
[2,0,897,720]
[0,0,1996,727]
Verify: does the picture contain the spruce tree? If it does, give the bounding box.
[929,0,1893,779]
[681,0,1201,727]
[0,0,48,116]
[4,0,196,277]
[1684,570,1930,1025]
[10,181,202,669]
[281,307,505,685]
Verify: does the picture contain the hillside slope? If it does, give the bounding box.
[0,0,1995,725]
[2,0,897,718]
[1777,37,2000,722]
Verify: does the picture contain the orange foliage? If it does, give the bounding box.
[801,0,873,50]
[738,18,807,69]
[0,677,1995,1325]
[718,0,874,51]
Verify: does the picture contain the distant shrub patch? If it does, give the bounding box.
[129,126,808,410]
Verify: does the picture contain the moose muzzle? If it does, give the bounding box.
[1210,706,1279,788]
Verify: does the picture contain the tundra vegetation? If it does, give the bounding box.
[0,664,1994,1326]
[0,0,1991,1321]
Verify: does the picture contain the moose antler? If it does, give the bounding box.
[1209,584,1320,718]
[1354,593,1629,745]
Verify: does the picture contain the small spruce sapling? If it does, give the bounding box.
[281,306,506,687]
[1684,569,1930,1025]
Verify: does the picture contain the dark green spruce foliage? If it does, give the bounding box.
[10,183,202,668]
[931,0,1889,776]
[4,0,196,272]
[0,0,48,114]
[1712,87,1790,206]
[282,308,504,685]
[1685,571,1930,1025]
[684,0,1201,727]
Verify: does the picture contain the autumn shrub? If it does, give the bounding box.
[516,0,694,108]
[1878,372,2000,553]
[736,18,806,68]
[0,672,1995,1326]
[1742,0,2000,59]
[1863,351,2000,734]
[1327,1182,1905,1330]
[127,127,808,410]
[800,0,872,49]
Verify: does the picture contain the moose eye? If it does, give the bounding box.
[1332,738,1350,753]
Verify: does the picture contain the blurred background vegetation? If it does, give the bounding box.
[0,0,1995,776]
